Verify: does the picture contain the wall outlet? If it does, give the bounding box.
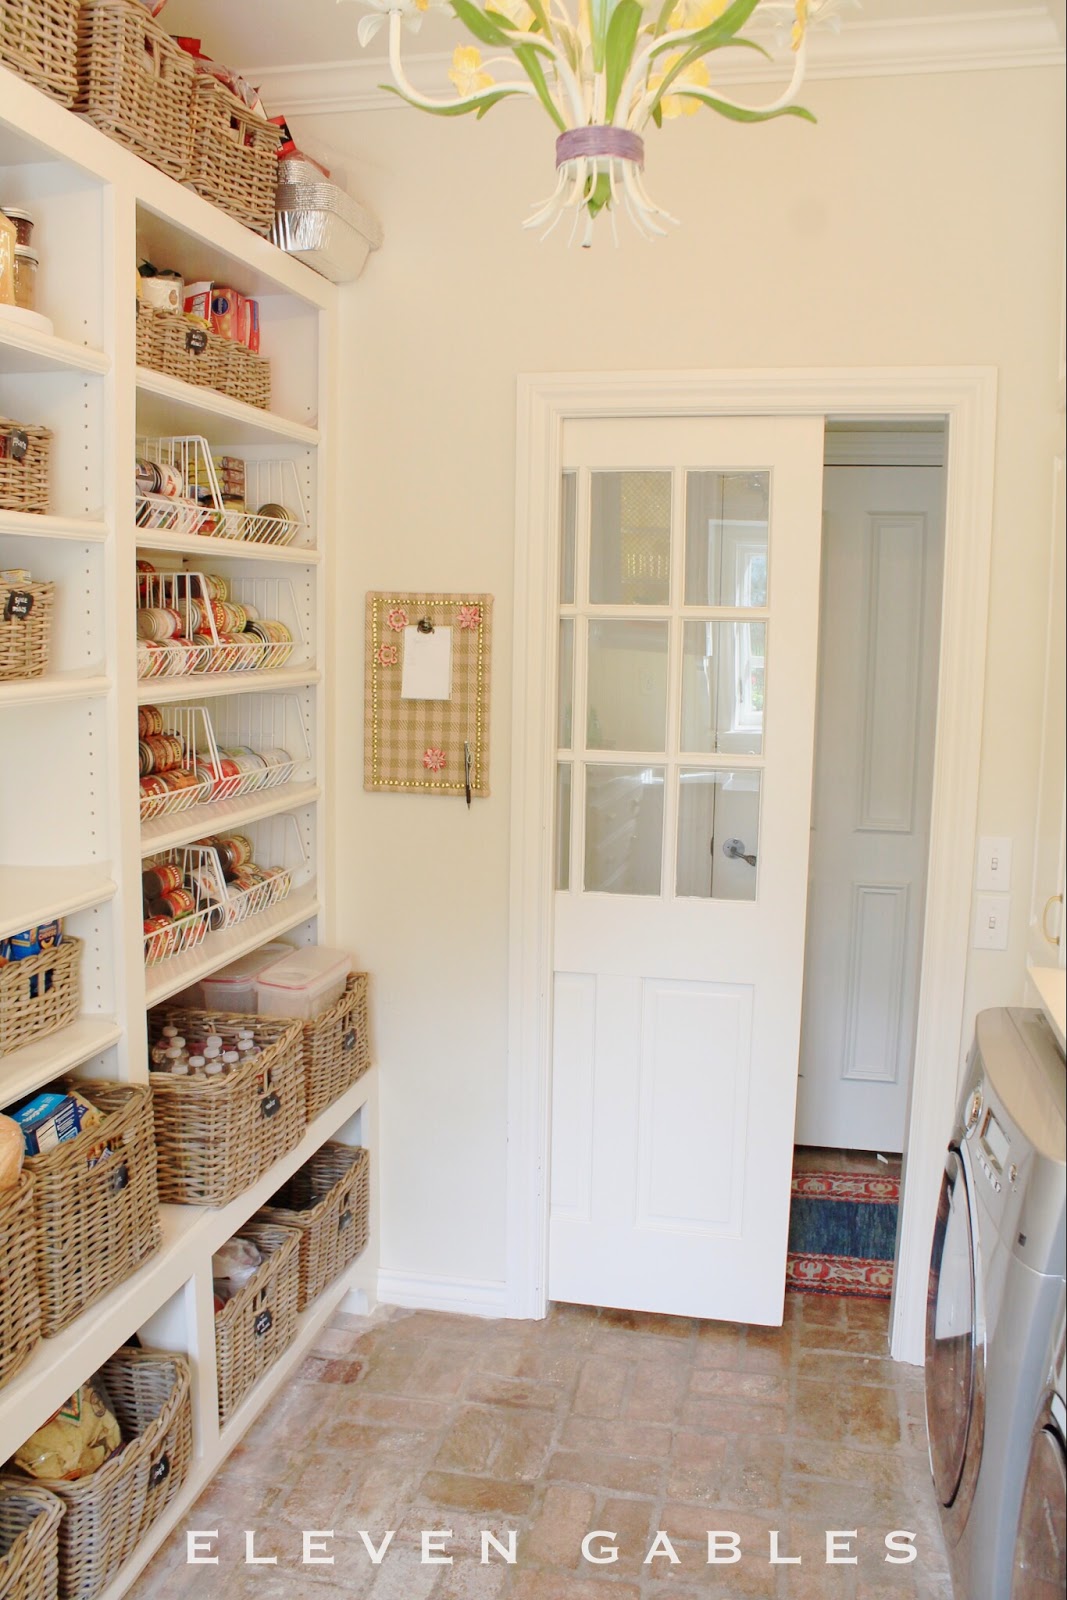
[973,893,1011,950]
[976,836,1013,892]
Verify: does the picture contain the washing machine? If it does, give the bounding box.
[1010,1291,1066,1599]
[926,1006,1066,1600]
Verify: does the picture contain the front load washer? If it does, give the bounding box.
[1011,1291,1066,1599]
[926,1006,1066,1600]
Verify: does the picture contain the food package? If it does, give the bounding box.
[9,1086,102,1156]
[212,1235,263,1302]
[0,1112,24,1188]
[272,178,383,284]
[15,1376,122,1480]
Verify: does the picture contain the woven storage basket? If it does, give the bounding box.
[215,1222,300,1425]
[74,0,195,179]
[27,1081,161,1337]
[302,973,372,1121]
[149,1010,304,1205]
[0,1479,63,1600]
[258,1143,370,1311]
[0,936,80,1058]
[0,0,78,105]
[0,578,54,682]
[135,304,271,410]
[34,1348,191,1600]
[0,1174,41,1390]
[0,419,51,514]
[186,77,284,236]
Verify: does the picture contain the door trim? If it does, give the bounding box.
[507,367,998,1364]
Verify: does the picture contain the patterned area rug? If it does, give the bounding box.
[786,1170,900,1299]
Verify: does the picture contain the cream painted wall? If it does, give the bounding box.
[313,65,1064,1294]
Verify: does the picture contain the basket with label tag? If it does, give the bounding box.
[257,1142,370,1310]
[213,1223,300,1425]
[0,575,54,682]
[300,973,371,1121]
[0,418,50,515]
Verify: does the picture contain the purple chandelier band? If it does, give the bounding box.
[555,127,645,169]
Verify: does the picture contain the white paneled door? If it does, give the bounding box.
[550,416,825,1325]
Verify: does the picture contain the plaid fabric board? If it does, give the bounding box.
[365,593,492,796]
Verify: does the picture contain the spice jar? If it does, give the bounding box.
[0,211,14,307]
[2,208,34,247]
[12,247,38,312]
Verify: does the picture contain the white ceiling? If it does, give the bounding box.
[160,0,1065,75]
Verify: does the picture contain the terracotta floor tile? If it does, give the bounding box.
[435,1408,504,1473]
[558,1415,673,1458]
[417,1470,536,1516]
[490,1411,557,1481]
[521,1483,597,1566]
[689,1365,788,1403]
[573,1356,631,1418]
[680,1396,788,1435]
[796,1349,897,1387]
[546,1448,665,1496]
[508,1573,642,1600]
[622,1359,689,1423]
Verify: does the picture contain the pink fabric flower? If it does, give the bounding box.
[376,644,399,666]
[387,607,408,632]
[422,748,447,773]
[458,605,481,631]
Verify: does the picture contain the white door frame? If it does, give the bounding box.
[507,367,997,1364]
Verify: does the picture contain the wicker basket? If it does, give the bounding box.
[303,973,371,1122]
[0,578,54,683]
[0,0,78,106]
[149,1010,305,1205]
[0,419,51,514]
[0,936,80,1058]
[34,1349,191,1600]
[0,1174,41,1390]
[215,1222,300,1425]
[27,1082,161,1337]
[258,1143,369,1311]
[186,77,284,236]
[0,1479,63,1600]
[135,304,271,410]
[74,0,195,179]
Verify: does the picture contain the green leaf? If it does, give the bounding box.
[450,0,512,47]
[646,33,770,122]
[604,0,643,120]
[648,0,761,59]
[525,0,553,35]
[589,0,615,72]
[653,0,676,37]
[585,170,613,217]
[668,89,817,122]
[651,100,663,127]
[380,82,524,116]
[513,42,568,130]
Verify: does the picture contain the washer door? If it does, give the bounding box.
[926,1146,983,1515]
[1011,1418,1066,1599]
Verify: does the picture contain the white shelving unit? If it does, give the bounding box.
[0,63,377,1594]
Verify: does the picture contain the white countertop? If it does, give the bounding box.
[1028,963,1067,1052]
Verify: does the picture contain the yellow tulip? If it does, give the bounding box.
[650,53,710,118]
[449,44,495,94]
[792,0,809,50]
[669,0,728,29]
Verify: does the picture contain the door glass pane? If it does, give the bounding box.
[685,471,770,607]
[676,768,761,899]
[558,619,574,749]
[560,471,576,605]
[590,471,671,605]
[585,764,664,895]
[681,620,766,755]
[925,1154,977,1507]
[556,762,572,889]
[587,620,668,753]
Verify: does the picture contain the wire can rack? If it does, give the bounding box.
[139,704,213,822]
[136,570,302,679]
[200,694,309,802]
[135,436,309,549]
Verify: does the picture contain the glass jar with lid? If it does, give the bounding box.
[12,246,38,312]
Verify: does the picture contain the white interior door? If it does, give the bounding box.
[549,415,825,1325]
[794,463,945,1152]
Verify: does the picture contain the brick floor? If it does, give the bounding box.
[129,1296,952,1599]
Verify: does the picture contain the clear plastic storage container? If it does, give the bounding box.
[254,947,352,1021]
[199,942,294,1014]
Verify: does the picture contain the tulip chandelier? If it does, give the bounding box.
[341,0,856,244]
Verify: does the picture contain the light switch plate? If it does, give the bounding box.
[974,893,1011,950]
[976,836,1013,892]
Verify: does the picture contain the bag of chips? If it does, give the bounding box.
[15,1376,122,1480]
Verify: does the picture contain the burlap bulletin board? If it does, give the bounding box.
[364,592,492,796]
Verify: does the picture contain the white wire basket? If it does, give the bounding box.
[143,815,307,967]
[136,436,309,547]
[202,694,309,802]
[136,570,302,679]
[139,704,213,821]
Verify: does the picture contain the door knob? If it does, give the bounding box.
[722,837,757,867]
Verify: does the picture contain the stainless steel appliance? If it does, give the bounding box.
[1011,1292,1065,1599]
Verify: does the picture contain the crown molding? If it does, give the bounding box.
[246,9,1065,116]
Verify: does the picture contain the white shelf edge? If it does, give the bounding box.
[135,526,321,565]
[0,509,109,543]
[0,1073,373,1450]
[136,368,320,446]
[140,782,322,857]
[143,885,321,1006]
[0,865,117,941]
[1027,960,1066,1050]
[137,667,320,706]
[0,1014,123,1109]
[0,320,110,376]
[0,671,111,707]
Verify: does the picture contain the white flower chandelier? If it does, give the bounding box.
[339,0,857,244]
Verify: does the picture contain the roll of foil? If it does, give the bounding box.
[272,181,383,283]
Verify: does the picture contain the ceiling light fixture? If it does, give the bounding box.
[341,0,857,245]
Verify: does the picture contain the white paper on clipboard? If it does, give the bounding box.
[401,625,453,700]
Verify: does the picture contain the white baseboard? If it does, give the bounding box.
[377,1268,509,1318]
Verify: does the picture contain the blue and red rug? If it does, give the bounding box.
[786,1169,900,1299]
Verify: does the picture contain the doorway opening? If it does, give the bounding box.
[788,418,948,1299]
